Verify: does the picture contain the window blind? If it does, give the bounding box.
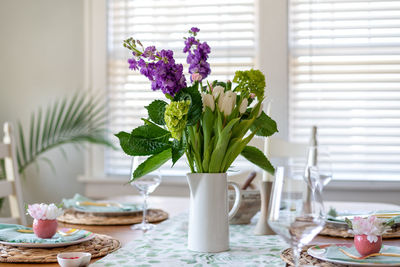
[289,0,400,180]
[105,0,257,176]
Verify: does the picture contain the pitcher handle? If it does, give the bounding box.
[228,182,242,220]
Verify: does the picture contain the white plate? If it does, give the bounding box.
[308,244,400,267]
[0,231,95,248]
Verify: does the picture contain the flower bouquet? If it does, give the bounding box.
[116,27,278,252]
[116,27,277,179]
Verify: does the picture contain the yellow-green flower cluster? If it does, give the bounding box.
[164,100,191,140]
[232,69,265,100]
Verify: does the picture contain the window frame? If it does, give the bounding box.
[80,0,400,198]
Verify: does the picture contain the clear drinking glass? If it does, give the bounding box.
[130,157,162,231]
[268,166,325,267]
[307,145,333,192]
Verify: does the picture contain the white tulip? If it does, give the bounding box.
[221,91,237,116]
[217,92,225,112]
[239,98,248,114]
[201,93,215,112]
[212,86,225,100]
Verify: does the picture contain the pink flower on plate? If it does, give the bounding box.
[27,203,63,220]
[349,215,391,243]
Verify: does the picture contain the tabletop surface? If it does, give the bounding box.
[2,196,400,267]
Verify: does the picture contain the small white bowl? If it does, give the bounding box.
[57,252,91,267]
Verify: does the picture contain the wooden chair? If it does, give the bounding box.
[0,122,27,225]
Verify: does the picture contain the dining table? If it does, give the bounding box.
[2,196,400,267]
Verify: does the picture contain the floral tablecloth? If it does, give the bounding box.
[91,213,287,267]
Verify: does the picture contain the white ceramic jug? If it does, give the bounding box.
[187,173,242,252]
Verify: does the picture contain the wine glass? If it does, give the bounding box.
[306,145,333,192]
[268,166,325,267]
[130,157,162,231]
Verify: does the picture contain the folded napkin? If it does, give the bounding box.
[0,224,89,244]
[326,245,400,264]
[62,194,140,213]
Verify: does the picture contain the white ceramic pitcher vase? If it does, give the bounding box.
[187,173,242,252]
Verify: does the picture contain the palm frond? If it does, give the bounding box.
[17,92,114,174]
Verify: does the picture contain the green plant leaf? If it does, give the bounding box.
[345,217,353,229]
[132,148,172,181]
[128,124,172,156]
[146,100,167,125]
[240,145,275,174]
[250,111,278,137]
[172,137,185,166]
[115,131,136,156]
[173,83,202,126]
[17,93,113,174]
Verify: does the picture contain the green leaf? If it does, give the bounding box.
[132,148,172,181]
[250,111,278,137]
[345,217,353,229]
[17,93,113,174]
[240,145,275,175]
[146,100,168,125]
[115,131,136,156]
[172,138,185,166]
[128,124,171,156]
[173,83,202,126]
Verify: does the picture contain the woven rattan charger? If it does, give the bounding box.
[280,246,347,267]
[57,208,169,225]
[320,222,400,239]
[0,234,120,263]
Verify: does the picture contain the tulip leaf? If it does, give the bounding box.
[146,100,167,125]
[240,145,275,175]
[174,83,202,126]
[250,111,278,137]
[127,124,172,156]
[132,148,172,181]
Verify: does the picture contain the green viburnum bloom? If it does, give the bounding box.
[164,100,191,140]
[233,69,266,100]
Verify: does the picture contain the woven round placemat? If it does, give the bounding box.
[320,226,400,239]
[0,234,120,263]
[280,246,347,267]
[57,208,168,225]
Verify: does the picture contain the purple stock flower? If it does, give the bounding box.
[184,31,211,81]
[128,58,138,70]
[191,27,200,33]
[132,48,186,96]
[143,46,156,60]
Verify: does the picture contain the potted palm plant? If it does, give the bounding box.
[116,27,278,252]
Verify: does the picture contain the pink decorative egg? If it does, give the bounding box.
[354,234,382,256]
[33,219,58,239]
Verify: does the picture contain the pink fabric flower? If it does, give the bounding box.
[349,215,391,243]
[27,203,63,220]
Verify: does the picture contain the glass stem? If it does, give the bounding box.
[142,193,148,225]
[292,246,301,267]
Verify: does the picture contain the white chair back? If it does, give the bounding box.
[0,122,27,225]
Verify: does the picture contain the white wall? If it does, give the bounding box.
[0,0,85,207]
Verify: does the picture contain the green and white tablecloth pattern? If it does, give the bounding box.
[91,213,288,267]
